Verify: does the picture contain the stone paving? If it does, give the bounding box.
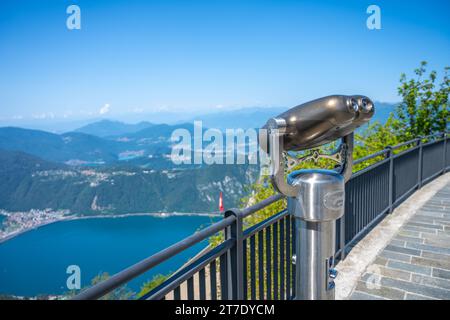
[350,182,450,300]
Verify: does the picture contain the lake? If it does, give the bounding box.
[0,215,218,298]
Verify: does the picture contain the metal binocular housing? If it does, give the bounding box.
[260,94,375,197]
[260,95,375,300]
[262,95,374,152]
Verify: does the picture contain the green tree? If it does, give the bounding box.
[393,61,449,140]
[137,273,169,298]
[89,272,135,300]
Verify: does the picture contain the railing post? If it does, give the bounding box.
[385,146,394,213]
[417,137,423,189]
[225,209,244,300]
[442,132,447,174]
[340,214,346,261]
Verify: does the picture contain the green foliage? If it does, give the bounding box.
[90,272,135,300]
[352,117,402,171]
[136,274,169,298]
[241,181,286,228]
[393,61,449,140]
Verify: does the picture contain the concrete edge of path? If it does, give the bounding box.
[335,172,450,300]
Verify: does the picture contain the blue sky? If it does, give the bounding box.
[0,0,449,123]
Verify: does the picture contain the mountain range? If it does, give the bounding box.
[0,123,258,214]
[74,120,155,137]
[0,124,195,166]
[74,102,396,134]
[0,148,258,214]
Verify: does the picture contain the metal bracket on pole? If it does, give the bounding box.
[266,118,299,198]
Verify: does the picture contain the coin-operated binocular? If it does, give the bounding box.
[260,95,375,300]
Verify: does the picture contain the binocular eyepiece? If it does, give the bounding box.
[261,95,374,152]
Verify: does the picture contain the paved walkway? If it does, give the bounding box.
[349,181,450,300]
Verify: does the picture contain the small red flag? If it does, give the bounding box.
[219,192,224,212]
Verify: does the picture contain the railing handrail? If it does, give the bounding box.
[141,239,235,300]
[235,193,285,218]
[353,149,389,165]
[73,130,448,300]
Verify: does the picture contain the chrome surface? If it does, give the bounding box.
[295,218,336,300]
[261,94,374,152]
[289,169,345,300]
[289,170,345,222]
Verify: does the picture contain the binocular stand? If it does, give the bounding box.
[263,94,374,299]
[288,169,344,300]
[266,119,354,300]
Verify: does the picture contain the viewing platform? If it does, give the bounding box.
[74,132,450,301]
[337,174,450,300]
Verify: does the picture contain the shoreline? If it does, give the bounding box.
[0,211,222,244]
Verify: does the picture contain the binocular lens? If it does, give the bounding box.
[361,98,373,113]
[350,99,359,113]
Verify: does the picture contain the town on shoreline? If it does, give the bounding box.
[0,209,222,243]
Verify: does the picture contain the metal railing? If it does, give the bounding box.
[73,132,449,300]
[339,132,449,259]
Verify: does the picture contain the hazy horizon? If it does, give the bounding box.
[1,0,449,128]
[0,100,397,133]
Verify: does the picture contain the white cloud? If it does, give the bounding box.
[63,111,73,118]
[133,107,144,113]
[156,105,169,112]
[99,103,111,115]
[32,112,55,119]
